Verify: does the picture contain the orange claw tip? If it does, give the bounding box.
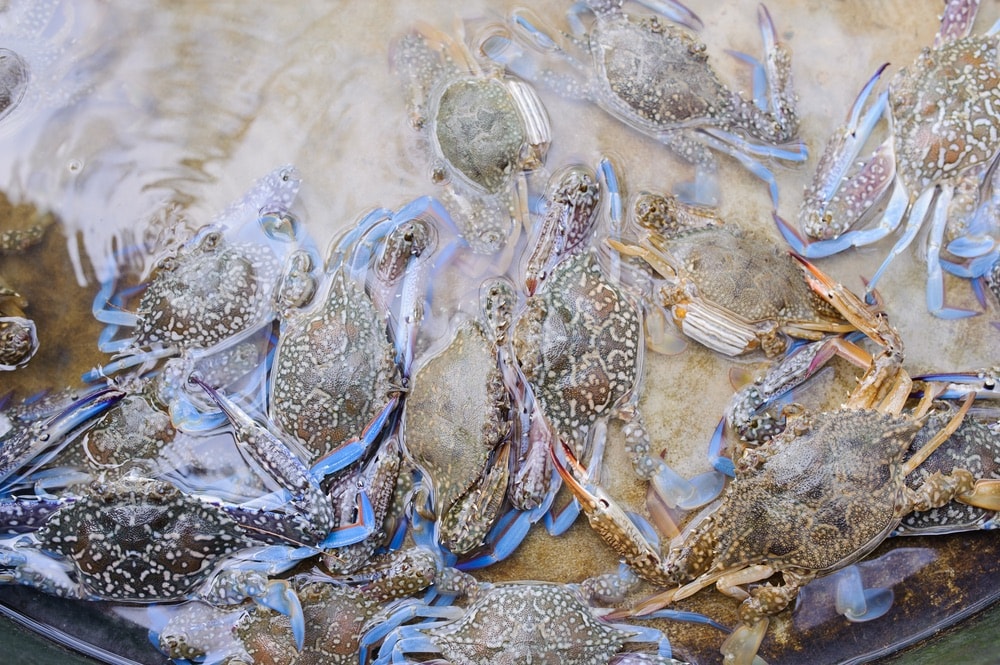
[525,276,538,297]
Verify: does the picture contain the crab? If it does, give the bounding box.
[0,47,28,123]
[87,166,306,383]
[0,0,94,130]
[0,377,381,648]
[402,278,516,557]
[554,258,1000,665]
[609,190,855,358]
[497,0,805,206]
[896,401,1000,534]
[0,191,55,370]
[777,0,1000,317]
[391,20,551,253]
[499,161,725,541]
[373,564,721,665]
[269,198,452,467]
[154,547,443,665]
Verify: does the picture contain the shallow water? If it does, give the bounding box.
[1,0,998,663]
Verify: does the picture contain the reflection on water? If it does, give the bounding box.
[1,0,998,663]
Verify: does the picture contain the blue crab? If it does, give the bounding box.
[0,191,55,370]
[153,547,443,665]
[391,20,551,253]
[609,190,854,358]
[0,385,126,496]
[497,0,806,205]
[372,563,722,665]
[554,258,1000,665]
[0,377,374,648]
[0,0,94,130]
[268,198,452,467]
[87,166,306,383]
[778,0,1000,317]
[402,278,517,557]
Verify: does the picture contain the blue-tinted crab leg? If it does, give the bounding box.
[309,395,400,480]
[925,185,979,318]
[632,608,731,633]
[81,346,177,383]
[865,185,935,296]
[91,277,140,328]
[361,598,462,664]
[649,416,727,511]
[374,617,467,665]
[599,157,624,284]
[727,49,768,111]
[634,0,704,32]
[319,493,376,549]
[912,370,998,402]
[192,377,336,545]
[834,564,894,622]
[694,131,784,206]
[0,386,126,490]
[258,579,307,649]
[709,417,735,478]
[942,252,1000,279]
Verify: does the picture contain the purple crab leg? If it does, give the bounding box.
[0,497,64,533]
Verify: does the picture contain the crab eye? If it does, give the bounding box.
[200,231,223,250]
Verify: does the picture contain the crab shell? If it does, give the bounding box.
[513,251,642,450]
[666,409,925,587]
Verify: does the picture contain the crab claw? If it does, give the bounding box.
[719,618,769,665]
[550,442,674,587]
[255,579,306,650]
[791,254,898,350]
[958,479,1000,512]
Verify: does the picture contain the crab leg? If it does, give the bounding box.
[192,377,337,546]
[551,441,674,586]
[792,255,907,410]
